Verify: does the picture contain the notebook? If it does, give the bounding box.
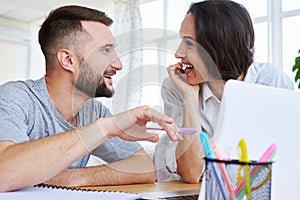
[213,80,300,199]
[0,184,141,200]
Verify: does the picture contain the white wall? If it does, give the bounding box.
[0,1,114,84]
[0,19,31,84]
[0,39,30,83]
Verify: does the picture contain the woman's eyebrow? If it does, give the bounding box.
[179,33,196,42]
[183,35,194,40]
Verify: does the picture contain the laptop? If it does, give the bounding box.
[140,189,200,199]
[212,80,300,199]
[141,80,299,199]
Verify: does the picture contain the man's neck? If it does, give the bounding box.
[45,75,89,126]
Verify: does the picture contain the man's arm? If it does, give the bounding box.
[0,124,103,193]
[0,106,182,192]
[43,149,156,186]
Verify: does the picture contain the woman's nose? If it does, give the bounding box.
[175,42,186,58]
[175,49,185,59]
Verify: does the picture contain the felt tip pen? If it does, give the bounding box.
[235,143,277,198]
[238,139,252,200]
[258,143,277,162]
[211,137,235,199]
[146,127,197,134]
[200,132,227,200]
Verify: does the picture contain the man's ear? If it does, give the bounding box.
[56,49,78,73]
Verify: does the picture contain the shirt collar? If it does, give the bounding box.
[201,82,221,111]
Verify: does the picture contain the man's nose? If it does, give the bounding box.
[111,57,122,70]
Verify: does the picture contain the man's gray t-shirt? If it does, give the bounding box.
[0,77,142,168]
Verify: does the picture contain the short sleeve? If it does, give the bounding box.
[257,63,294,90]
[0,83,31,143]
[91,137,143,162]
[245,62,295,90]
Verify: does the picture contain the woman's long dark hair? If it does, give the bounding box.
[188,0,254,80]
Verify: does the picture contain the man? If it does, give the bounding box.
[0,5,182,192]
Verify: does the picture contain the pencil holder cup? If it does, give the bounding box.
[204,157,273,200]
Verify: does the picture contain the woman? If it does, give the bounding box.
[154,0,294,183]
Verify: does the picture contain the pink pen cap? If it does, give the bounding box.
[258,143,277,162]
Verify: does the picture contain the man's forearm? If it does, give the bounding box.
[0,120,108,192]
[44,150,156,186]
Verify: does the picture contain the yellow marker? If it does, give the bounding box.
[238,139,252,200]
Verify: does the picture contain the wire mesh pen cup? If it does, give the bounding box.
[204,157,273,200]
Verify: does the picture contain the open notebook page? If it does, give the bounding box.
[0,186,142,200]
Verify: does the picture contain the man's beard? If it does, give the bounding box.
[95,77,114,98]
[75,60,115,98]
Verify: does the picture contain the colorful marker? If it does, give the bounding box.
[200,132,227,200]
[238,139,252,200]
[235,143,277,198]
[211,138,235,199]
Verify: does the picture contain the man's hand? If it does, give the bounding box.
[100,106,183,142]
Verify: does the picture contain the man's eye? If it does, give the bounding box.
[100,46,114,54]
[103,47,112,53]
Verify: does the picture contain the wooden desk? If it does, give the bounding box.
[78,181,201,194]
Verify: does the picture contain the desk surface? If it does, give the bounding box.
[78,181,201,194]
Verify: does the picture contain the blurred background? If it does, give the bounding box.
[1,0,300,107]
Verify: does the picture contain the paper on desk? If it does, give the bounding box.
[0,186,141,200]
[198,173,205,200]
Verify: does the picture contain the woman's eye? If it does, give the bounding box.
[185,40,194,47]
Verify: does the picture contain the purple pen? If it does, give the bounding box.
[146,127,197,134]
